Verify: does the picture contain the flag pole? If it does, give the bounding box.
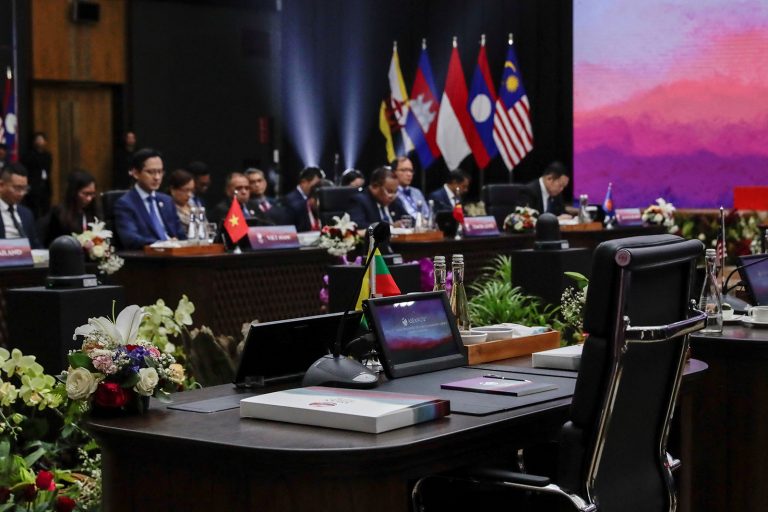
[507,33,514,183]
[477,34,486,196]
[420,38,428,196]
[719,206,726,288]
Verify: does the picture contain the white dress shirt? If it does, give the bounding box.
[0,198,22,238]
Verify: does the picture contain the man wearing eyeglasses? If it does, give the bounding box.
[210,172,257,225]
[0,163,42,248]
[114,148,185,249]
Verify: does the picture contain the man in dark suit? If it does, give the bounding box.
[347,166,407,230]
[210,172,259,225]
[114,148,186,250]
[428,169,471,212]
[0,163,42,248]
[521,161,570,217]
[282,166,324,232]
[187,161,211,208]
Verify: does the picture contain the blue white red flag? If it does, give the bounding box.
[404,42,441,169]
[1,67,18,162]
[603,182,615,219]
[493,36,533,172]
[467,36,497,169]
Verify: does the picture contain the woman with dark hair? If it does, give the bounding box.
[340,168,365,188]
[168,169,195,232]
[44,170,99,246]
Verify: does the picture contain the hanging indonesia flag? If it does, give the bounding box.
[493,36,533,172]
[467,35,497,169]
[437,38,486,171]
[1,67,18,162]
[404,41,441,169]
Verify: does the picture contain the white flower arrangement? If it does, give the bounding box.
[503,206,539,232]
[641,198,677,233]
[74,219,124,275]
[318,213,361,257]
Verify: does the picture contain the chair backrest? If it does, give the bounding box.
[101,189,128,248]
[558,234,704,512]
[481,184,529,227]
[317,186,361,226]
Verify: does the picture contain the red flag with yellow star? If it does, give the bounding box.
[224,197,248,243]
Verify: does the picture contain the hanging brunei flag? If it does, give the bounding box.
[355,248,401,312]
[379,41,414,163]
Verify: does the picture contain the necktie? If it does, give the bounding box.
[307,202,320,231]
[146,196,168,240]
[7,205,26,238]
[402,188,412,198]
[547,196,556,214]
[259,200,271,212]
[379,205,392,223]
[241,203,252,219]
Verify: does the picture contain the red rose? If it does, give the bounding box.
[35,470,55,491]
[93,382,129,408]
[55,495,77,512]
[125,344,138,351]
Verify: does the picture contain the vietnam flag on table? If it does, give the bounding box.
[224,197,248,243]
[452,203,465,225]
[354,248,401,311]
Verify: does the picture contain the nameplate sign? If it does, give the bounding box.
[0,238,33,268]
[615,208,643,226]
[247,225,300,250]
[462,216,500,237]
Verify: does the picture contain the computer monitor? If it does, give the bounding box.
[363,291,466,379]
[234,311,363,388]
[738,255,768,306]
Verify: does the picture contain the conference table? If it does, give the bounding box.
[686,324,768,512]
[88,355,705,512]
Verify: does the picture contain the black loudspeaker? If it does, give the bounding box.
[71,1,100,23]
[7,285,123,374]
[327,262,422,313]
[510,248,592,306]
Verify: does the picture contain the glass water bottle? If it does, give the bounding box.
[449,254,471,331]
[433,256,447,292]
[699,248,723,334]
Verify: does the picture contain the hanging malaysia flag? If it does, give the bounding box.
[467,35,497,169]
[404,40,441,169]
[1,67,18,162]
[493,35,533,172]
[437,38,486,171]
[379,42,413,163]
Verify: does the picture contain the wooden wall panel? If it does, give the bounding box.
[32,86,114,203]
[32,0,126,83]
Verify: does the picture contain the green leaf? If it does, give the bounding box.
[67,352,93,370]
[22,446,46,467]
[121,372,140,389]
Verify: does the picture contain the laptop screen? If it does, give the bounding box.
[234,311,363,387]
[739,255,768,306]
[364,292,466,379]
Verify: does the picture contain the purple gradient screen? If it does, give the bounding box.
[574,1,768,208]
[374,297,459,366]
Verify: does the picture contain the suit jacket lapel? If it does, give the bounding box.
[130,189,163,239]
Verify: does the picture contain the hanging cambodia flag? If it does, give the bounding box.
[1,67,18,162]
[493,35,533,172]
[379,42,413,163]
[224,197,248,243]
[467,35,497,169]
[437,38,485,170]
[404,41,441,169]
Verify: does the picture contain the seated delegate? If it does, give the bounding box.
[44,169,100,246]
[346,166,407,229]
[114,148,186,249]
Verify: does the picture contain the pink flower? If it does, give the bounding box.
[148,347,161,358]
[92,354,118,375]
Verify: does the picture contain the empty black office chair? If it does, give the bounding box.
[100,189,128,249]
[317,186,361,226]
[482,183,530,228]
[412,234,706,512]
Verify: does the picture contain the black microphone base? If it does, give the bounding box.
[302,355,379,389]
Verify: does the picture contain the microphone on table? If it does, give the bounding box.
[302,222,391,388]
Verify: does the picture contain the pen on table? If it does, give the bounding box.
[483,374,530,382]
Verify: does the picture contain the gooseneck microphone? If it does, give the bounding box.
[302,222,391,388]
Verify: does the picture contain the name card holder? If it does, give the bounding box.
[247,225,300,250]
[0,238,34,268]
[615,208,643,226]
[462,216,500,237]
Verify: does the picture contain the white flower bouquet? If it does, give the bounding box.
[64,305,184,413]
[317,213,361,257]
[74,220,124,275]
[503,206,539,232]
[641,198,677,233]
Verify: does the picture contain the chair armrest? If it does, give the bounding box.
[458,466,551,487]
[666,452,681,472]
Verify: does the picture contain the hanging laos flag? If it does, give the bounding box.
[467,35,498,169]
[1,67,18,162]
[379,42,413,163]
[404,40,441,169]
[493,34,533,172]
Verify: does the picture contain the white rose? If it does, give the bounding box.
[66,367,99,400]
[91,244,105,258]
[134,367,159,396]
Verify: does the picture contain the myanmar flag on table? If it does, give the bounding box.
[355,248,401,312]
